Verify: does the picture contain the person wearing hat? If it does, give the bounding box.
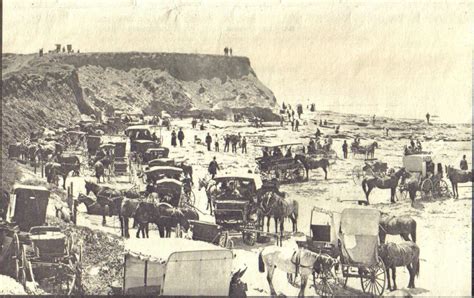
[460,155,468,170]
[208,156,220,179]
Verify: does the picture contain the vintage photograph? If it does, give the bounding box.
[1,0,472,296]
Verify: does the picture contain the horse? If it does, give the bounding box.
[352,141,378,159]
[198,176,219,215]
[229,267,248,297]
[85,181,124,233]
[361,168,406,204]
[134,202,191,238]
[258,246,337,297]
[45,162,75,189]
[54,204,71,223]
[378,241,420,291]
[259,191,298,235]
[120,198,141,238]
[94,161,106,183]
[76,193,105,215]
[399,171,425,206]
[445,165,472,199]
[379,212,417,243]
[0,190,9,221]
[55,155,81,176]
[294,155,329,180]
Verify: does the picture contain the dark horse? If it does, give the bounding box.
[134,202,192,238]
[54,155,81,176]
[362,168,406,204]
[379,241,420,291]
[0,190,9,221]
[45,162,76,189]
[259,191,298,236]
[84,181,125,234]
[379,212,417,243]
[446,165,472,199]
[294,155,329,180]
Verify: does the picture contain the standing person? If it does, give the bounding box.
[224,135,230,152]
[229,48,233,56]
[372,115,376,125]
[237,133,242,148]
[208,157,220,179]
[426,113,430,124]
[291,119,295,131]
[292,110,295,119]
[224,47,228,56]
[214,134,220,152]
[205,133,212,151]
[295,119,299,132]
[177,128,185,147]
[231,136,238,153]
[342,140,348,159]
[171,130,177,147]
[460,155,468,170]
[241,137,247,153]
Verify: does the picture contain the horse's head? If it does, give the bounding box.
[373,141,379,148]
[84,181,95,195]
[229,267,248,297]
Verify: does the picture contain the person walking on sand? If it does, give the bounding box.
[208,156,220,179]
[241,137,247,154]
[171,130,177,147]
[177,128,185,147]
[205,133,212,151]
[214,134,219,152]
[460,155,468,170]
[295,119,300,132]
[342,140,348,159]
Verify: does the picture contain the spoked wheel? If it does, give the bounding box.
[434,179,451,198]
[187,190,196,206]
[360,256,386,296]
[352,166,365,185]
[18,245,27,286]
[313,270,334,297]
[289,161,306,182]
[242,231,256,246]
[420,179,433,199]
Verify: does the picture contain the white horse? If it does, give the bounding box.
[258,246,336,297]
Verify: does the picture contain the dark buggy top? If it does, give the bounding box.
[144,166,184,183]
[12,185,50,232]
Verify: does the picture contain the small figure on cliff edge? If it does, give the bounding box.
[229,48,233,56]
[426,113,430,125]
[224,47,229,56]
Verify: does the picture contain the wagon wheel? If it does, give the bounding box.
[360,256,386,296]
[289,161,306,182]
[242,231,256,246]
[313,269,334,297]
[434,180,451,198]
[18,245,27,286]
[186,190,196,206]
[352,166,364,185]
[420,179,433,199]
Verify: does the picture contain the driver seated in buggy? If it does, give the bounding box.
[285,147,293,158]
[273,147,283,158]
[307,139,316,154]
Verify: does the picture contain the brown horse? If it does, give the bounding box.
[294,155,329,180]
[85,181,123,230]
[379,212,417,243]
[134,202,191,238]
[45,162,76,189]
[259,191,298,236]
[352,141,378,159]
[378,241,420,291]
[55,155,81,176]
[446,165,472,198]
[362,168,406,204]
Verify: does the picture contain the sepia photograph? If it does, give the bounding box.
[1,0,472,296]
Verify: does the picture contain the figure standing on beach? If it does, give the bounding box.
[426,113,430,124]
[224,135,230,152]
[342,140,348,159]
[171,130,177,147]
[224,47,228,56]
[241,137,247,154]
[205,133,212,151]
[460,155,468,170]
[208,157,220,179]
[229,48,233,56]
[214,135,219,152]
[178,128,185,147]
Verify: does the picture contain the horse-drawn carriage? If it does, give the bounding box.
[255,142,306,183]
[351,140,378,159]
[131,140,161,156]
[307,137,338,160]
[212,174,264,246]
[296,207,386,296]
[143,147,170,163]
[125,125,160,153]
[109,238,244,296]
[86,135,101,156]
[0,185,82,294]
[398,153,451,201]
[143,166,195,206]
[111,141,128,176]
[352,158,388,184]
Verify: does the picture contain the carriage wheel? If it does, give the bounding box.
[313,269,334,297]
[18,246,27,286]
[290,161,306,182]
[242,231,256,246]
[434,180,451,198]
[187,191,196,206]
[360,256,386,296]
[351,166,364,185]
[420,179,433,199]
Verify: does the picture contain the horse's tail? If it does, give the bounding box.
[414,258,420,277]
[411,220,417,243]
[293,200,299,220]
[258,251,265,273]
[362,179,368,194]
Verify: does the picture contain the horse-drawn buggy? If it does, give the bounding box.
[0,185,82,294]
[86,135,101,157]
[212,174,265,246]
[111,141,128,176]
[255,142,306,183]
[109,238,246,296]
[125,125,160,152]
[351,140,379,159]
[306,137,338,160]
[295,207,386,296]
[143,166,195,206]
[398,153,451,202]
[352,158,388,184]
[143,147,170,163]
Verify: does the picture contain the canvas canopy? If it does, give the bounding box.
[11,185,50,232]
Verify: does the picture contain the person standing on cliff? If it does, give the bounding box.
[171,130,177,147]
[224,47,228,56]
[205,133,212,151]
[229,48,233,56]
[177,128,185,147]
[426,113,430,124]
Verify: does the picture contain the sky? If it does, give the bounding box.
[4,0,473,123]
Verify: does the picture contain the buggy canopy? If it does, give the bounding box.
[147,158,175,167]
[255,142,303,148]
[214,174,263,190]
[123,238,233,296]
[125,125,153,136]
[11,185,50,232]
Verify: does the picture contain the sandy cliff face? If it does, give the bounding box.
[1,52,278,145]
